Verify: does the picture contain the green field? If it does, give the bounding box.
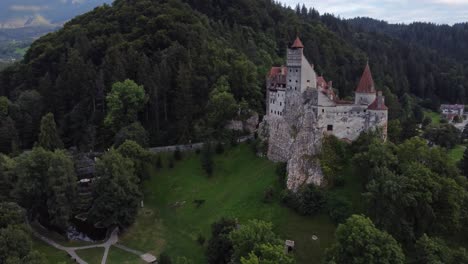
[425,111,442,124]
[32,239,73,264]
[118,144,340,263]
[35,144,363,263]
[449,144,466,163]
[107,246,144,264]
[77,247,105,264]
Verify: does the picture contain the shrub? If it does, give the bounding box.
[262,186,275,203]
[174,148,182,161]
[215,142,224,154]
[156,156,162,169]
[169,157,174,168]
[275,162,287,188]
[197,234,206,245]
[282,185,325,216]
[159,252,172,264]
[326,194,352,224]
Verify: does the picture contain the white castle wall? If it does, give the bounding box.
[355,92,376,105]
[317,104,370,141]
[301,56,317,92]
[268,90,286,116]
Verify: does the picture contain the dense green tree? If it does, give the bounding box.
[0,116,18,154]
[13,148,76,229]
[105,80,147,132]
[207,76,238,130]
[0,226,33,264]
[229,219,282,262]
[117,140,153,181]
[38,113,63,151]
[241,243,295,264]
[45,150,77,230]
[0,202,44,264]
[206,218,237,264]
[423,123,460,149]
[10,90,43,149]
[0,202,25,229]
[0,155,15,200]
[462,123,468,140]
[88,149,141,228]
[459,147,468,177]
[114,122,149,147]
[361,137,465,243]
[325,215,405,264]
[414,234,468,264]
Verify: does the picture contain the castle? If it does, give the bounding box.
[260,37,388,190]
[266,37,388,141]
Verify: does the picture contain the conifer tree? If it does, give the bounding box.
[459,147,468,177]
[38,113,63,151]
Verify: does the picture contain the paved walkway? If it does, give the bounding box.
[33,227,155,264]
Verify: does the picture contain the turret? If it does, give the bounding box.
[287,37,304,67]
[355,62,376,105]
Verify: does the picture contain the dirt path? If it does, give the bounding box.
[32,227,153,264]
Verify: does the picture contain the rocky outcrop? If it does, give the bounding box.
[226,112,259,134]
[259,89,324,192]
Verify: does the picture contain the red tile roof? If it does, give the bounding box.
[317,76,327,88]
[291,37,304,49]
[269,67,282,77]
[368,96,388,110]
[356,63,375,93]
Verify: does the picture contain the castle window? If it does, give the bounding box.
[280,102,282,106]
[322,109,324,113]
[327,125,333,131]
[296,69,298,72]
[289,79,291,82]
[271,110,273,113]
[307,80,310,83]
[296,80,298,83]
[364,110,367,113]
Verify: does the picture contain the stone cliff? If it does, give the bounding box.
[259,88,324,191]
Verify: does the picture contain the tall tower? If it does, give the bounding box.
[286,37,304,93]
[355,62,377,105]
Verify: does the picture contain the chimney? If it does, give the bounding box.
[377,91,384,108]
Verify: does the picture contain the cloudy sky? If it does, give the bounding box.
[282,0,468,24]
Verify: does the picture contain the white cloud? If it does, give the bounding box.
[281,0,468,24]
[432,0,468,4]
[10,5,49,12]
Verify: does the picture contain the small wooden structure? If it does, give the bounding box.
[285,240,295,253]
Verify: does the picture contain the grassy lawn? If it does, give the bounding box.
[32,238,74,264]
[449,144,466,163]
[76,247,105,264]
[107,246,144,264]
[425,111,441,124]
[119,144,338,263]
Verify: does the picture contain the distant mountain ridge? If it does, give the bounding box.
[0,0,112,61]
[0,0,113,29]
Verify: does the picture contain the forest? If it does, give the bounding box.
[0,0,467,263]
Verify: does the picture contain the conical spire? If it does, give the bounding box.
[291,36,304,49]
[356,62,375,93]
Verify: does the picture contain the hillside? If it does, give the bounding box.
[0,0,467,151]
[348,18,468,66]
